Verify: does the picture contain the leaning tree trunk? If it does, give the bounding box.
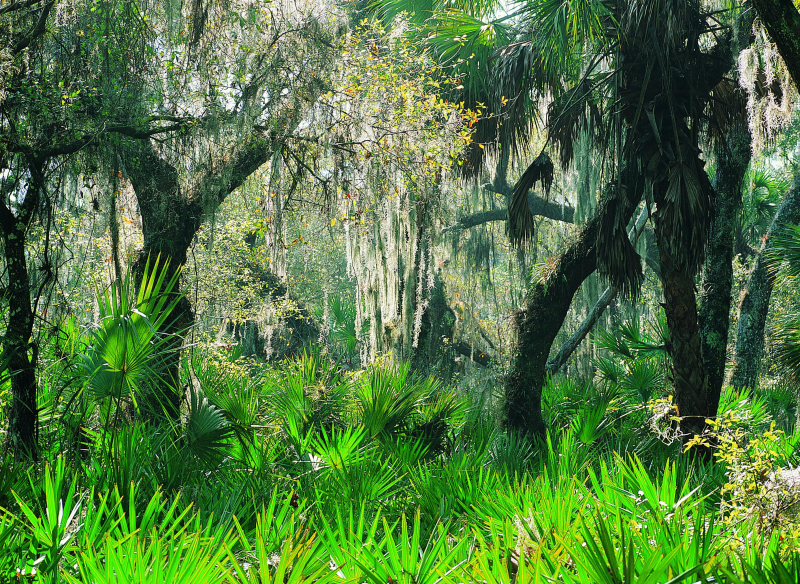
[730,172,800,389]
[698,122,750,416]
[505,172,642,436]
[751,0,800,91]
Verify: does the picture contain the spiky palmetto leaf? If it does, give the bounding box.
[348,510,467,584]
[66,527,233,584]
[311,425,368,471]
[357,362,423,438]
[269,352,350,449]
[316,501,382,582]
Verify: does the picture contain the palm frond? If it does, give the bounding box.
[183,387,233,466]
[507,151,554,245]
[596,185,644,299]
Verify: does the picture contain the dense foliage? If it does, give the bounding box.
[4,0,800,581]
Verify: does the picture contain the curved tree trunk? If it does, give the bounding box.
[504,171,643,436]
[730,172,800,388]
[124,134,286,420]
[698,122,750,415]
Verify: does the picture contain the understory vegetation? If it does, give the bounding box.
[1,350,800,582]
[1,263,800,581]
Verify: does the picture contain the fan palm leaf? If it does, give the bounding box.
[81,255,183,411]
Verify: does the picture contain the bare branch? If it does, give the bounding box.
[12,0,55,55]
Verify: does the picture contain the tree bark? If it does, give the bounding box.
[653,178,709,441]
[730,172,800,388]
[0,168,42,459]
[698,123,750,416]
[751,0,800,91]
[124,134,284,419]
[504,170,643,436]
[441,186,575,234]
[545,207,648,376]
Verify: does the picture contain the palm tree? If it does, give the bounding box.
[376,0,738,445]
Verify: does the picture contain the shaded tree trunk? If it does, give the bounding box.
[124,134,285,419]
[2,222,38,459]
[652,179,709,441]
[751,0,800,91]
[545,207,648,376]
[730,172,800,388]
[0,166,43,459]
[698,122,750,416]
[504,171,643,436]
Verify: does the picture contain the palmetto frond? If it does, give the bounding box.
[183,387,233,466]
[547,72,611,170]
[737,166,787,252]
[81,255,183,407]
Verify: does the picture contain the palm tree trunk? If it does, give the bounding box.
[653,183,709,442]
[699,123,750,415]
[731,172,800,388]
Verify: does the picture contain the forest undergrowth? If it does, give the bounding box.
[1,271,800,582]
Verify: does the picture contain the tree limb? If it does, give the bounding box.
[545,206,649,376]
[12,0,54,55]
[441,185,575,234]
[751,0,800,92]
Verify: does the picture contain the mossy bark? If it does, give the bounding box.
[0,168,43,460]
[731,173,800,388]
[504,171,642,436]
[698,123,750,415]
[123,136,282,419]
[751,0,800,91]
[1,221,38,459]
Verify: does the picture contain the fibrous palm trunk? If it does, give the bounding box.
[654,199,709,439]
